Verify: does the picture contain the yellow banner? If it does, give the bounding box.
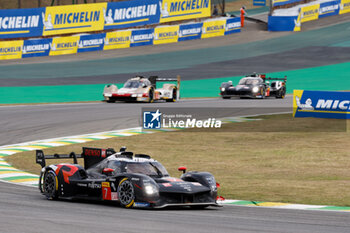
[160,0,211,23]
[154,25,179,44]
[293,90,304,117]
[43,3,106,36]
[49,36,79,56]
[201,20,225,39]
[0,40,23,60]
[104,30,132,50]
[340,0,350,14]
[300,4,320,23]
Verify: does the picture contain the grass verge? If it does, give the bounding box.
[6,114,350,206]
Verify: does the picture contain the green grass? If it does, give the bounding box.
[6,114,350,206]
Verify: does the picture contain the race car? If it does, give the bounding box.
[103,76,180,103]
[36,147,220,209]
[220,73,287,99]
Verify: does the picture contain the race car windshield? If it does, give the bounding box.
[126,162,169,177]
[124,80,140,88]
[239,78,261,85]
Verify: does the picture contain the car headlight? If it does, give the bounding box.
[252,86,259,93]
[221,88,225,92]
[145,185,157,195]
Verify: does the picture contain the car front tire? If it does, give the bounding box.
[43,170,58,200]
[118,178,135,208]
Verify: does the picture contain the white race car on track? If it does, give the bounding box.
[103,76,180,103]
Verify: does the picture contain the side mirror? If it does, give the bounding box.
[103,168,114,175]
[178,166,187,174]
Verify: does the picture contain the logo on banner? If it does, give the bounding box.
[143,109,162,129]
[295,96,314,111]
[160,0,211,23]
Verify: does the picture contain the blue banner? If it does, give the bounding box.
[78,33,105,53]
[254,0,266,6]
[178,23,202,41]
[130,28,154,47]
[273,0,303,7]
[225,17,241,35]
[0,8,45,39]
[319,0,340,18]
[22,38,52,58]
[268,15,298,31]
[293,90,350,119]
[103,0,160,30]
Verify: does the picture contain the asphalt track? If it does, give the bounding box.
[1,13,350,233]
[0,97,291,146]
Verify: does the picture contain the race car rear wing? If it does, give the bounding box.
[36,147,116,169]
[261,74,287,82]
[149,75,181,89]
[149,75,181,101]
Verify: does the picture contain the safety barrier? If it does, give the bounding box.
[0,17,241,60]
[268,0,349,31]
[0,0,211,39]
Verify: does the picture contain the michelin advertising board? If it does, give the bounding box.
[103,0,160,30]
[0,1,210,39]
[0,17,240,60]
[0,8,45,39]
[268,0,346,31]
[159,0,211,23]
[22,38,52,58]
[178,23,203,41]
[293,90,350,119]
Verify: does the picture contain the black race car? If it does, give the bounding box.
[220,73,287,99]
[36,147,220,209]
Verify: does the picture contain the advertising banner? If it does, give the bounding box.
[201,19,225,38]
[293,90,350,119]
[159,0,211,23]
[178,22,202,41]
[103,0,160,30]
[42,3,106,36]
[268,15,299,31]
[0,8,45,39]
[22,38,52,58]
[300,4,320,23]
[224,17,241,35]
[273,0,303,7]
[49,36,80,56]
[319,0,340,18]
[253,0,266,6]
[154,25,179,44]
[339,0,350,14]
[130,28,154,47]
[0,40,23,60]
[78,33,105,53]
[104,30,132,50]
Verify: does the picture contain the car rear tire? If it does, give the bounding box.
[118,178,135,208]
[222,96,230,99]
[276,87,286,99]
[43,170,58,200]
[166,88,177,102]
[148,89,154,103]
